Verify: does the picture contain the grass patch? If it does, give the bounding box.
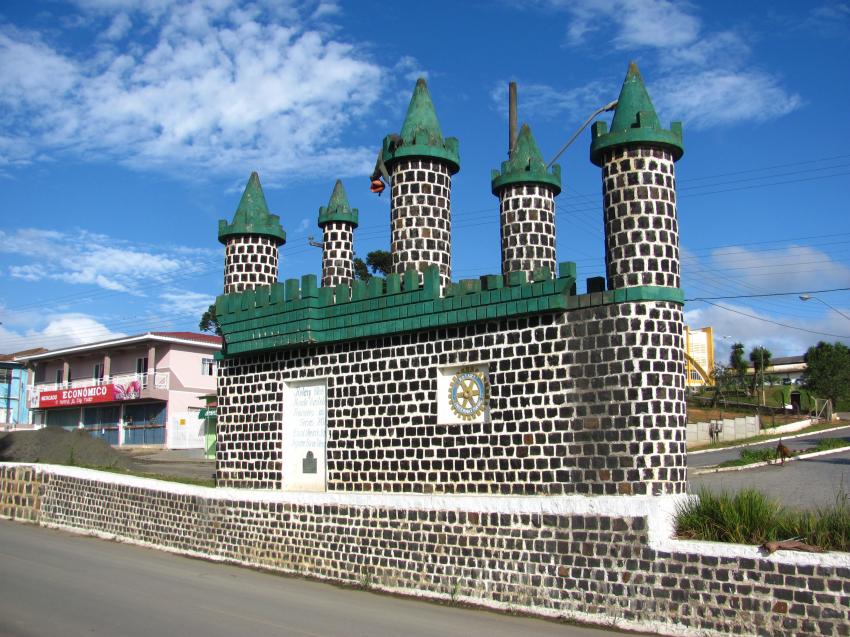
[676,488,850,552]
[812,438,850,452]
[716,448,781,468]
[59,462,216,488]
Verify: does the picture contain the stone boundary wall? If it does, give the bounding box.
[2,463,848,637]
[687,416,760,446]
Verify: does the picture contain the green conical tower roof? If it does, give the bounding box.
[400,78,444,145]
[382,78,460,174]
[218,172,287,245]
[491,123,561,195]
[590,62,683,166]
[318,180,358,228]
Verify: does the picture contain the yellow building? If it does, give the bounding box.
[685,326,714,387]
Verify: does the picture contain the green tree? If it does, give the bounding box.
[709,364,734,407]
[366,250,392,277]
[199,303,222,336]
[352,257,370,281]
[802,341,850,407]
[729,343,747,389]
[748,346,772,395]
[354,250,392,280]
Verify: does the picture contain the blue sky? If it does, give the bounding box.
[0,0,848,362]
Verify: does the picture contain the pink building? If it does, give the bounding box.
[19,332,221,448]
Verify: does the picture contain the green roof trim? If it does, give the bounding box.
[382,78,460,174]
[214,263,683,357]
[590,62,684,166]
[491,123,562,194]
[318,180,358,228]
[218,172,287,245]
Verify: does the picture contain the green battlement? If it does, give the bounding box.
[215,262,684,358]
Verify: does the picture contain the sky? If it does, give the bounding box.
[0,0,849,365]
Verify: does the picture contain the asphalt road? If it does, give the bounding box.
[687,425,850,468]
[689,448,850,509]
[0,519,635,637]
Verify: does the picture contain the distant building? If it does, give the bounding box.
[684,326,714,387]
[747,355,806,384]
[1,348,47,428]
[17,332,221,448]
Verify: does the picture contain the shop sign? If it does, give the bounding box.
[38,380,143,408]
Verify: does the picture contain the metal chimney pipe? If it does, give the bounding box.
[508,82,517,157]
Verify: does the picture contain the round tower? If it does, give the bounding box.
[589,62,687,496]
[318,180,358,287]
[218,172,287,294]
[382,78,459,290]
[491,123,561,279]
[591,62,684,291]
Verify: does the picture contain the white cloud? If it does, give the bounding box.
[560,0,700,49]
[683,244,850,359]
[394,56,429,83]
[706,246,850,292]
[0,1,384,181]
[0,228,216,294]
[654,70,801,131]
[102,12,132,40]
[312,2,340,19]
[159,289,214,317]
[490,80,608,124]
[522,0,800,129]
[0,313,127,354]
[685,302,850,361]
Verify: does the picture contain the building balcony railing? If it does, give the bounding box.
[35,371,169,392]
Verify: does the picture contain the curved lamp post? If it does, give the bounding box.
[799,294,850,322]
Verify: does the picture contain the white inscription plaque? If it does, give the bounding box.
[282,380,327,491]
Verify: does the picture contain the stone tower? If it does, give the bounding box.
[590,62,684,291]
[218,172,287,294]
[589,62,687,495]
[491,123,561,278]
[318,180,358,287]
[382,78,459,290]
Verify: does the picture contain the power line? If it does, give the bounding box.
[696,300,850,339]
[686,287,850,301]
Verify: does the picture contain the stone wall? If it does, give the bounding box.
[2,463,848,637]
[687,415,760,446]
[216,300,687,496]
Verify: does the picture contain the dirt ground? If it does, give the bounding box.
[0,428,214,482]
[0,428,132,469]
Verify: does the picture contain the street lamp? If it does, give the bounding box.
[799,294,850,322]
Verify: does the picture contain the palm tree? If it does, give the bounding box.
[749,346,773,397]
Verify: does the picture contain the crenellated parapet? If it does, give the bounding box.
[214,262,682,358]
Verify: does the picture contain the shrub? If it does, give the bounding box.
[676,488,850,552]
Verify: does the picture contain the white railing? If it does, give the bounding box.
[33,372,169,394]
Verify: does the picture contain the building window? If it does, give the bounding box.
[56,369,63,386]
[0,368,9,384]
[93,363,104,384]
[201,358,216,376]
[136,357,149,388]
[34,365,45,383]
